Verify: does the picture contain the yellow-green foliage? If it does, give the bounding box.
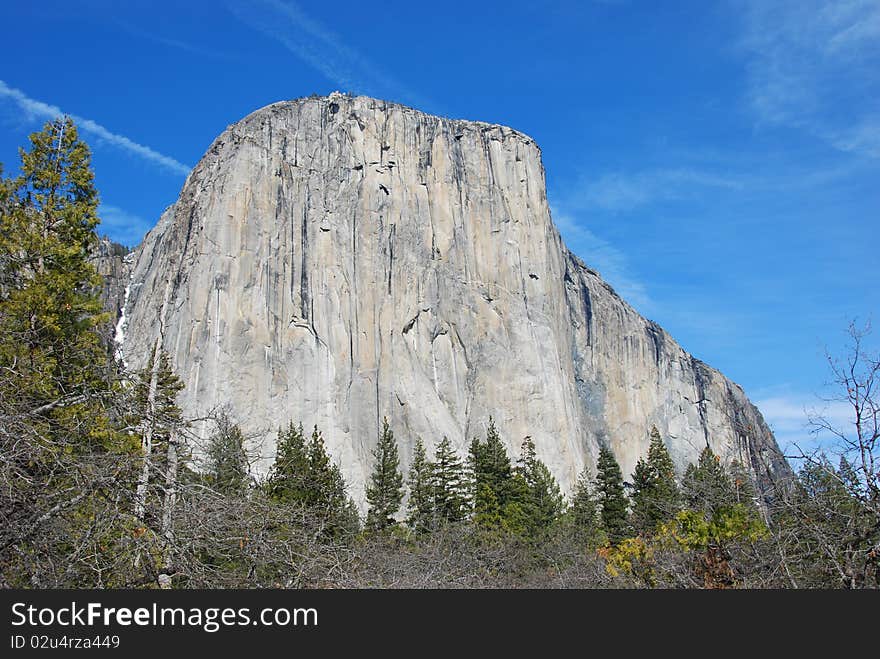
[598,505,767,586]
[658,505,768,552]
[600,536,655,583]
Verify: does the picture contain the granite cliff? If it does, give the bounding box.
[104,93,789,505]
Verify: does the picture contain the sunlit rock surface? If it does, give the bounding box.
[106,94,789,505]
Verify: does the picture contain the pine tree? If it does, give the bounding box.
[365,417,404,532]
[472,482,507,532]
[675,446,766,588]
[121,346,186,586]
[469,417,519,530]
[265,422,310,502]
[129,349,184,441]
[0,118,151,585]
[569,467,601,540]
[630,426,680,533]
[432,437,469,523]
[406,438,435,533]
[204,412,249,494]
[265,423,360,536]
[775,456,874,588]
[728,460,758,509]
[682,445,733,515]
[130,348,185,522]
[0,117,117,452]
[304,425,359,533]
[305,425,338,509]
[515,436,564,538]
[595,446,629,544]
[469,417,514,500]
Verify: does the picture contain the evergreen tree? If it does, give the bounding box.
[432,437,469,523]
[120,346,186,586]
[675,446,766,588]
[595,446,630,544]
[469,417,514,500]
[472,482,507,532]
[305,425,351,520]
[0,117,117,452]
[0,118,182,586]
[265,423,360,536]
[204,412,249,494]
[129,349,184,445]
[515,436,564,538]
[630,426,680,533]
[155,355,186,588]
[365,417,404,532]
[774,456,876,588]
[682,446,734,515]
[569,467,601,541]
[469,417,519,530]
[406,438,435,533]
[265,422,310,502]
[130,348,185,522]
[306,426,360,535]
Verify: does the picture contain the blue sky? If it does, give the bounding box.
[1,0,877,456]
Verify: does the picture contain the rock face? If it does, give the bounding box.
[109,94,789,506]
[91,238,131,348]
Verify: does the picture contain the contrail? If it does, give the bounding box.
[0,79,191,176]
[227,0,430,110]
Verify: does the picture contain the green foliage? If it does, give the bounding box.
[406,438,435,533]
[265,423,360,536]
[265,422,309,502]
[682,446,733,515]
[773,456,879,588]
[306,426,357,529]
[601,446,768,589]
[365,417,404,533]
[468,417,515,506]
[0,119,138,586]
[204,413,249,494]
[664,446,768,587]
[431,437,469,524]
[568,467,603,543]
[467,418,564,538]
[515,436,564,539]
[0,117,118,453]
[630,426,681,533]
[600,536,656,584]
[664,507,767,551]
[595,446,630,544]
[128,349,185,448]
[472,481,507,532]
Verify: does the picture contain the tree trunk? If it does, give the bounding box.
[132,279,173,521]
[158,427,179,589]
[133,339,162,521]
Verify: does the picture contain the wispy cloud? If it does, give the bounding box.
[0,79,191,176]
[116,21,237,61]
[755,391,853,457]
[226,0,426,107]
[564,151,867,216]
[739,0,880,158]
[98,204,153,247]
[552,206,651,310]
[570,168,744,212]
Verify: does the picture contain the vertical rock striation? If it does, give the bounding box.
[92,238,131,348]
[109,94,789,505]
